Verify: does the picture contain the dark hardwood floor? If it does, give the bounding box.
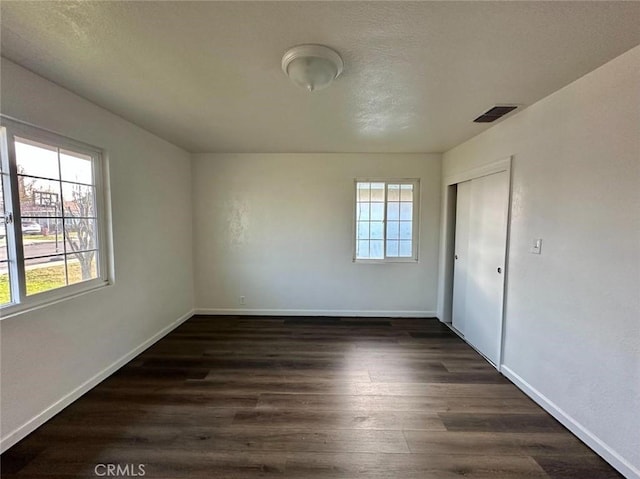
[1,316,622,478]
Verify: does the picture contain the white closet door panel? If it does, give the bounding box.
[464,170,509,365]
[452,180,471,334]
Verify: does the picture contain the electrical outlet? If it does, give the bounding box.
[239,296,246,306]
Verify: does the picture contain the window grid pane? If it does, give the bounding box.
[387,201,400,221]
[62,183,96,217]
[15,138,59,180]
[387,184,400,201]
[370,202,384,221]
[400,202,412,220]
[357,203,370,221]
[357,240,370,258]
[399,240,412,257]
[67,251,98,285]
[357,183,370,202]
[399,221,412,240]
[357,221,370,239]
[387,221,400,240]
[370,221,383,240]
[386,240,399,257]
[60,149,93,184]
[370,240,384,258]
[400,184,413,201]
[24,255,68,296]
[370,183,385,201]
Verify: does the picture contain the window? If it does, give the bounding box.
[354,179,419,262]
[0,117,109,315]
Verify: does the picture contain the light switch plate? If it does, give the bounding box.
[530,238,542,254]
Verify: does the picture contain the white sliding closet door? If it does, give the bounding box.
[452,170,509,366]
[452,180,471,334]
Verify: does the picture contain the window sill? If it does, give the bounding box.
[353,258,419,264]
[0,279,111,320]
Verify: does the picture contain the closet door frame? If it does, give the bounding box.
[440,156,513,370]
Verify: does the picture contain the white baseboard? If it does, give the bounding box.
[501,365,639,479]
[194,308,436,318]
[0,309,194,453]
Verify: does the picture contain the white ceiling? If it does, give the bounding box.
[2,1,640,154]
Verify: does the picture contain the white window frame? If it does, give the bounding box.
[0,116,111,318]
[353,178,420,263]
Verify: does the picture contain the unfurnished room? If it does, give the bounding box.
[0,1,639,478]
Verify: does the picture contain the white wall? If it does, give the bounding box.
[0,59,194,450]
[441,45,640,478]
[193,153,441,316]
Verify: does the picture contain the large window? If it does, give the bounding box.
[354,179,420,262]
[0,117,109,315]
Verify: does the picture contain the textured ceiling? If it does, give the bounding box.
[2,1,640,153]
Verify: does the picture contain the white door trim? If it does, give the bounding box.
[444,157,511,187]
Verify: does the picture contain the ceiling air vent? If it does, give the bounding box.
[474,105,518,123]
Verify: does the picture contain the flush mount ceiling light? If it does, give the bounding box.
[281,44,344,92]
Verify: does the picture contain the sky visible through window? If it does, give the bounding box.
[16,140,93,184]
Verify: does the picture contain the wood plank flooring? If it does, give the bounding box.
[1,316,623,478]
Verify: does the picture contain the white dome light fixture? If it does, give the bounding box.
[282,44,344,92]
